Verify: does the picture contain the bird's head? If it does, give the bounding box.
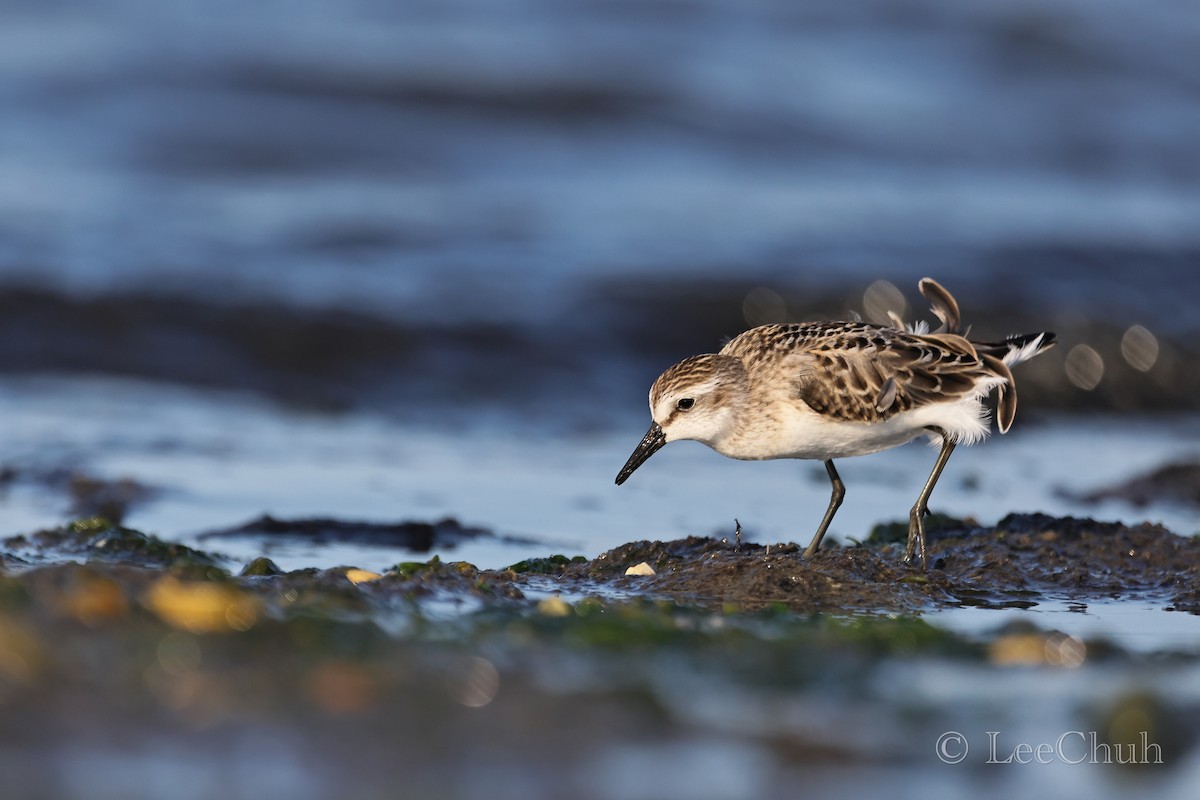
[615,353,746,485]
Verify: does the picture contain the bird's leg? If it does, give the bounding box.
[904,431,956,568]
[804,460,844,558]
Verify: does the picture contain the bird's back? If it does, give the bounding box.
[722,321,993,423]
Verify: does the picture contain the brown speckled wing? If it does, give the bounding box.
[724,323,994,424]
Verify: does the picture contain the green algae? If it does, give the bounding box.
[240,557,285,577]
[6,518,224,570]
[864,513,975,545]
[504,554,587,575]
[394,556,441,578]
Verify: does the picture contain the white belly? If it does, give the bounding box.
[715,394,994,462]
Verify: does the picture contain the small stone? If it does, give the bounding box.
[345,568,383,585]
[537,596,571,617]
[624,561,656,576]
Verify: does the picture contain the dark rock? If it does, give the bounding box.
[200,514,501,552]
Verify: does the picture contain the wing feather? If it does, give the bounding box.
[775,327,996,424]
[919,277,961,334]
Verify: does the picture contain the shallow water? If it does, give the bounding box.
[928,598,1200,655]
[3,375,1197,574]
[3,374,1199,658]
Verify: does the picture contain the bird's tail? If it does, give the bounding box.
[975,332,1056,434]
[976,332,1057,367]
[890,280,1056,434]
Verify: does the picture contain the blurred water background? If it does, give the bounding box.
[2,0,1199,559]
[4,1,1200,798]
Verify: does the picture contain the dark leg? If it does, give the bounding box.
[804,460,845,558]
[903,433,956,568]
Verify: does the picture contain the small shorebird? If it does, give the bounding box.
[615,278,1055,568]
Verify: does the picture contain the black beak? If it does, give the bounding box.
[615,422,666,485]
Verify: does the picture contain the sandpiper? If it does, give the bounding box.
[615,278,1055,568]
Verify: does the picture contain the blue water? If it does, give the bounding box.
[2,0,1199,324]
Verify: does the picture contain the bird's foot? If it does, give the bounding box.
[903,507,928,569]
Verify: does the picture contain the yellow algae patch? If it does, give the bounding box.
[345,569,383,585]
[144,577,259,634]
[989,632,1086,668]
[988,633,1045,666]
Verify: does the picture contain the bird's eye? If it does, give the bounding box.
[676,398,695,411]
